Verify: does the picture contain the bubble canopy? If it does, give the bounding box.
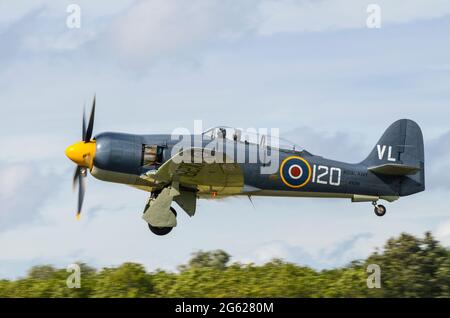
[202,126,302,152]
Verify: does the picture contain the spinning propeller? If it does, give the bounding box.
[65,97,97,220]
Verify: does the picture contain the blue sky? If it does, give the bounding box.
[1,0,450,279]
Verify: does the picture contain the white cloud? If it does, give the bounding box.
[425,131,450,191]
[0,165,30,199]
[3,0,450,73]
[0,0,135,29]
[4,0,450,58]
[252,241,291,263]
[258,0,367,34]
[284,126,366,163]
[22,29,97,52]
[110,0,450,61]
[242,233,374,269]
[436,220,450,246]
[0,134,67,164]
[110,0,257,63]
[0,0,135,53]
[0,1,45,30]
[0,163,60,229]
[258,0,450,35]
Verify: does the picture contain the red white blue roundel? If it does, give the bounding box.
[280,156,312,188]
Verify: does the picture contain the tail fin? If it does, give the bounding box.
[361,119,425,196]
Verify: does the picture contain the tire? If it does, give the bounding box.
[374,205,386,217]
[148,207,177,236]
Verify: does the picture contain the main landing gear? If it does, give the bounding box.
[372,201,387,217]
[143,189,178,236]
[148,207,177,236]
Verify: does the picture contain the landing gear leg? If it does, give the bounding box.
[143,191,160,212]
[372,201,386,217]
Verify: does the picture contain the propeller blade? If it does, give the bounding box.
[73,166,81,190]
[71,96,95,219]
[77,168,86,219]
[82,106,86,141]
[84,96,96,142]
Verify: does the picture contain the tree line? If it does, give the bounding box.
[1,232,449,298]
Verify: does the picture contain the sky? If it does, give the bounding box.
[1,0,450,279]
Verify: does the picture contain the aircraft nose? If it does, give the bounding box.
[65,141,96,169]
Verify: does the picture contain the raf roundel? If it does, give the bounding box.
[280,156,312,188]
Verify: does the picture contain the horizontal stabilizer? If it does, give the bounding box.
[368,164,421,176]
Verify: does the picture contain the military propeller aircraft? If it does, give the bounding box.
[66,97,425,235]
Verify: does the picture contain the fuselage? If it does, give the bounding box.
[89,132,407,202]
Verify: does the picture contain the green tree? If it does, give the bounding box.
[92,263,154,298]
[366,232,449,297]
[1,232,449,298]
[180,250,230,271]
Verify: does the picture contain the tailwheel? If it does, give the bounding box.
[148,207,177,236]
[373,203,386,217]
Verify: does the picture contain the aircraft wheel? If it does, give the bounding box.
[374,205,386,217]
[148,207,177,236]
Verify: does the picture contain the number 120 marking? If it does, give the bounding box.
[312,165,342,186]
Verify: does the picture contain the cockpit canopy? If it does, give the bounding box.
[202,126,302,152]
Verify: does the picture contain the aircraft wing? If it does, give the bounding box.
[141,147,244,194]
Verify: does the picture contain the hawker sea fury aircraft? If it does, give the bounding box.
[66,97,425,236]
